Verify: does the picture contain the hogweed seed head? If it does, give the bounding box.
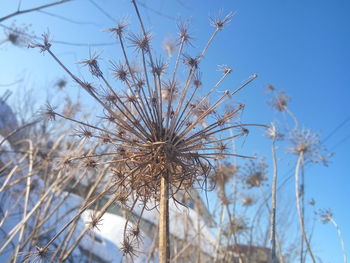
[210,11,235,30]
[56,78,67,89]
[78,53,103,78]
[111,62,129,82]
[267,123,284,140]
[32,3,258,256]
[316,208,333,224]
[128,31,152,53]
[177,19,194,46]
[183,54,200,69]
[106,20,129,37]
[241,157,268,189]
[87,211,104,231]
[4,23,32,47]
[269,90,290,112]
[289,128,332,165]
[28,32,51,52]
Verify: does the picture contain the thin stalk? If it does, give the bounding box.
[11,140,33,263]
[0,0,72,22]
[60,193,120,261]
[214,203,225,262]
[270,136,278,263]
[329,218,348,263]
[0,171,66,254]
[159,171,170,263]
[295,152,316,263]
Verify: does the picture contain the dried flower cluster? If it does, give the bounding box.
[3,22,32,47]
[241,157,268,189]
[212,162,238,190]
[31,14,256,203]
[269,90,290,112]
[316,208,333,224]
[29,2,258,258]
[289,128,332,165]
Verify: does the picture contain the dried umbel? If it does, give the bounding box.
[212,162,238,191]
[241,157,268,189]
[316,208,333,224]
[32,15,256,202]
[2,22,32,47]
[289,128,332,165]
[30,1,258,259]
[269,90,290,112]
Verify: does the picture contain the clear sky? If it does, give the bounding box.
[1,1,349,262]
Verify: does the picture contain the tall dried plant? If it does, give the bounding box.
[29,1,259,262]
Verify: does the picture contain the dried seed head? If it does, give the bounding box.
[31,3,258,253]
[128,225,143,242]
[128,31,152,53]
[210,11,234,30]
[111,62,129,82]
[242,158,268,189]
[28,32,51,52]
[266,84,275,92]
[213,162,237,189]
[177,19,194,46]
[120,238,136,256]
[133,75,145,91]
[75,126,93,140]
[85,158,97,169]
[151,57,167,76]
[5,23,32,47]
[269,90,290,112]
[78,53,103,78]
[309,198,316,206]
[289,128,332,165]
[44,103,56,121]
[183,54,200,69]
[218,64,233,74]
[56,78,67,89]
[87,211,104,231]
[267,123,284,140]
[106,20,129,37]
[21,246,51,263]
[316,208,333,224]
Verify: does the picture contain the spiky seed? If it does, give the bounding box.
[78,53,103,78]
[128,31,152,53]
[111,62,129,82]
[183,54,200,69]
[210,11,234,30]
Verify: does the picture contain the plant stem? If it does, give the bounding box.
[295,152,316,263]
[330,218,348,263]
[159,172,170,263]
[270,136,278,263]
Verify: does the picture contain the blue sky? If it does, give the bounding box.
[1,0,349,262]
